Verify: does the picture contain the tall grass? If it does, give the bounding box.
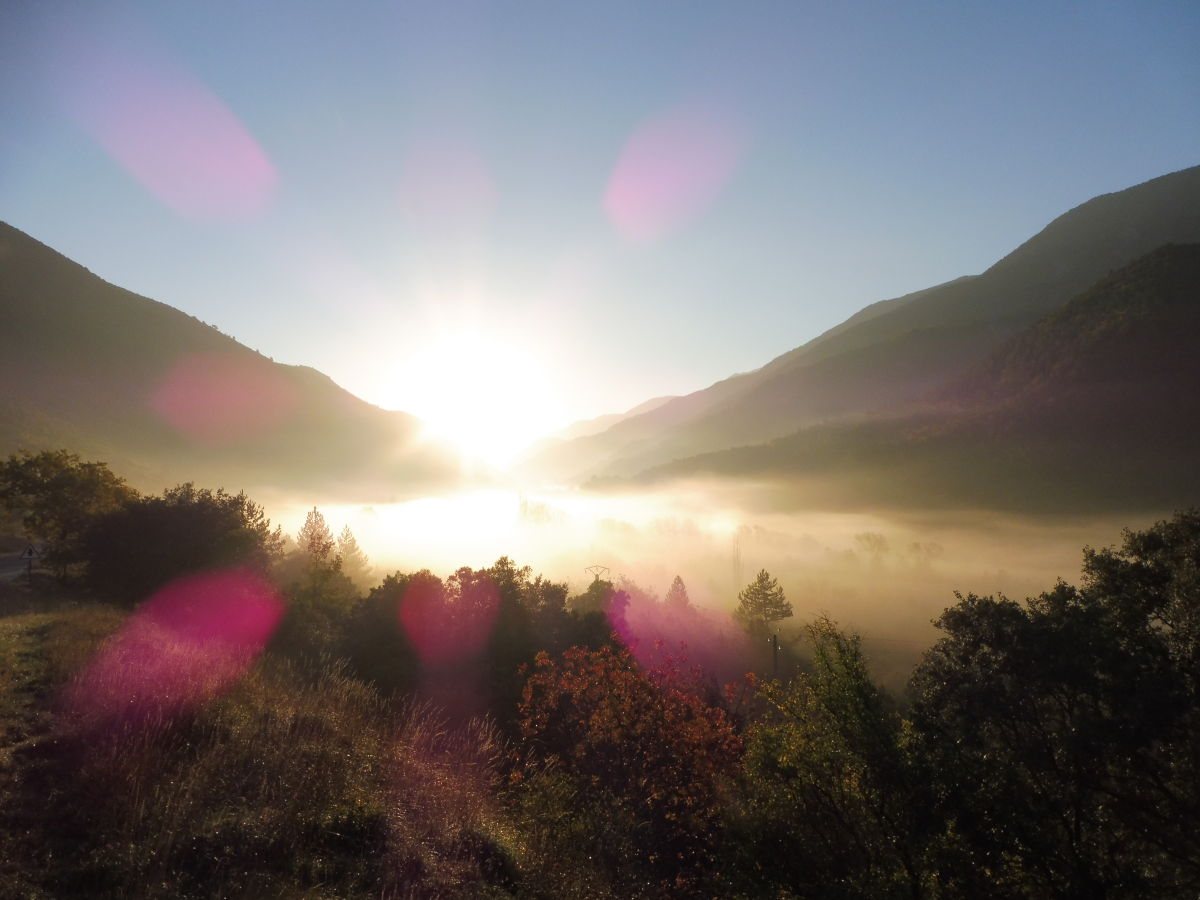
[43,642,525,898]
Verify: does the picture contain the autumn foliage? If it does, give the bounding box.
[517,644,742,893]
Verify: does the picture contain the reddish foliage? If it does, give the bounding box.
[517,644,743,885]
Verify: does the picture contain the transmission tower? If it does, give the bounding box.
[584,565,610,582]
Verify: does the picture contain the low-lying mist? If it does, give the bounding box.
[261,478,1147,686]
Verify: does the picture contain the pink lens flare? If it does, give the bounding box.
[150,353,298,446]
[606,592,754,686]
[604,105,747,243]
[397,576,500,667]
[58,28,276,220]
[62,569,283,728]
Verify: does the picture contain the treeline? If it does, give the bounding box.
[1,449,1198,898]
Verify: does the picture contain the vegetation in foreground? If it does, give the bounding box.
[0,449,1198,898]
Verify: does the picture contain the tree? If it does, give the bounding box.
[733,569,792,636]
[273,507,357,663]
[297,507,336,566]
[854,531,890,563]
[568,577,614,617]
[664,574,691,610]
[908,510,1200,897]
[517,644,742,893]
[738,617,926,898]
[82,483,283,604]
[337,525,372,587]
[0,449,137,578]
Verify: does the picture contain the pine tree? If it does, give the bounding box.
[337,524,372,587]
[297,507,336,564]
[733,569,792,636]
[664,575,691,610]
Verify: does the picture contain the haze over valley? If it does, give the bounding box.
[3,4,1200,896]
[4,164,1200,653]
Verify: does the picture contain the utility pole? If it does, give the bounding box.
[584,565,609,583]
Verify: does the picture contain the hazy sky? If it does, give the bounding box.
[2,1,1198,459]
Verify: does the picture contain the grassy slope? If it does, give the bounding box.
[0,581,124,897]
[0,579,523,899]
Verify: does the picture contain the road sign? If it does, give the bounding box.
[20,545,39,559]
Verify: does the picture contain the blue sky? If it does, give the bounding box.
[2,1,1198,458]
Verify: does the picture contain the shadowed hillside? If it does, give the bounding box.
[527,166,1200,484]
[0,223,459,497]
[628,243,1200,514]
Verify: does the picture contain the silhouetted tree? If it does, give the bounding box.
[273,507,357,663]
[909,510,1200,897]
[0,449,137,578]
[854,531,890,563]
[664,574,691,610]
[344,570,432,694]
[568,577,613,616]
[82,483,283,604]
[297,507,336,566]
[337,524,372,587]
[733,569,792,637]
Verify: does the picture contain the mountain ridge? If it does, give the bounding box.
[523,165,1200,484]
[621,242,1200,513]
[0,221,459,499]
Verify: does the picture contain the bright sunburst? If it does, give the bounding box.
[387,324,561,470]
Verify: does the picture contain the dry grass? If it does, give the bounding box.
[384,704,515,897]
[0,584,603,897]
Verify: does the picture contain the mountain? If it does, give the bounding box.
[629,243,1200,513]
[524,166,1200,484]
[0,222,459,498]
[554,396,677,442]
[519,396,678,464]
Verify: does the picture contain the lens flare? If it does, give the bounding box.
[397,576,499,667]
[603,587,754,685]
[62,569,283,728]
[54,17,276,220]
[150,353,298,446]
[604,104,746,242]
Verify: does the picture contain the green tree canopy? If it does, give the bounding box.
[0,449,137,577]
[908,509,1200,897]
[739,617,924,898]
[733,569,792,636]
[82,483,283,604]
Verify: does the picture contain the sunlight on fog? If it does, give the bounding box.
[271,481,1136,684]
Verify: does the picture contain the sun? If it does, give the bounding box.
[391,328,561,469]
